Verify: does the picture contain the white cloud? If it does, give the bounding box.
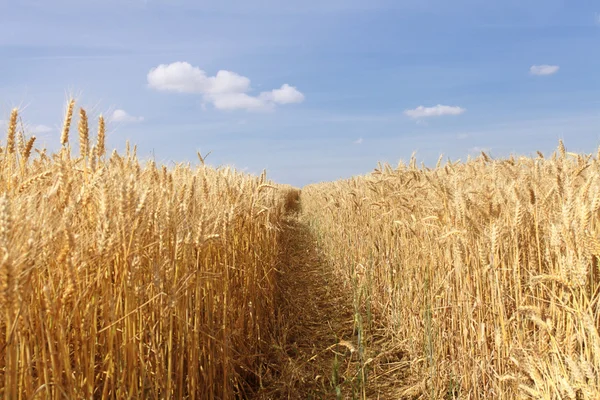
[404,104,466,119]
[110,109,144,123]
[529,65,559,76]
[30,125,52,134]
[209,93,271,111]
[469,146,491,153]
[147,62,305,111]
[259,83,305,104]
[0,121,51,134]
[147,62,249,94]
[457,133,469,140]
[353,137,363,144]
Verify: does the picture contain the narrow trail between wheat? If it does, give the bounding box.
[254,214,410,399]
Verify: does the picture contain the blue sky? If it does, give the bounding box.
[1,0,599,186]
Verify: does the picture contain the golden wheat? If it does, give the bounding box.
[5,102,599,399]
[302,143,600,399]
[0,106,299,399]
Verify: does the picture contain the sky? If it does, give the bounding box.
[0,0,599,186]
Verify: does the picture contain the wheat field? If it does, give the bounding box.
[0,104,301,399]
[302,144,600,399]
[1,102,599,399]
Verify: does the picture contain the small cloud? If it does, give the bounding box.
[404,104,466,119]
[353,137,363,144]
[30,125,53,134]
[469,146,491,153]
[530,65,559,76]
[457,133,469,140]
[595,12,600,24]
[0,121,52,134]
[147,61,305,112]
[259,84,305,104]
[110,109,144,123]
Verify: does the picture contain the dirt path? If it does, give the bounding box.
[254,216,410,399]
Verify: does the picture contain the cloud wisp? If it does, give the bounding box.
[30,125,53,134]
[1,120,52,135]
[529,65,559,76]
[110,109,144,123]
[469,146,491,154]
[147,62,305,111]
[404,104,466,119]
